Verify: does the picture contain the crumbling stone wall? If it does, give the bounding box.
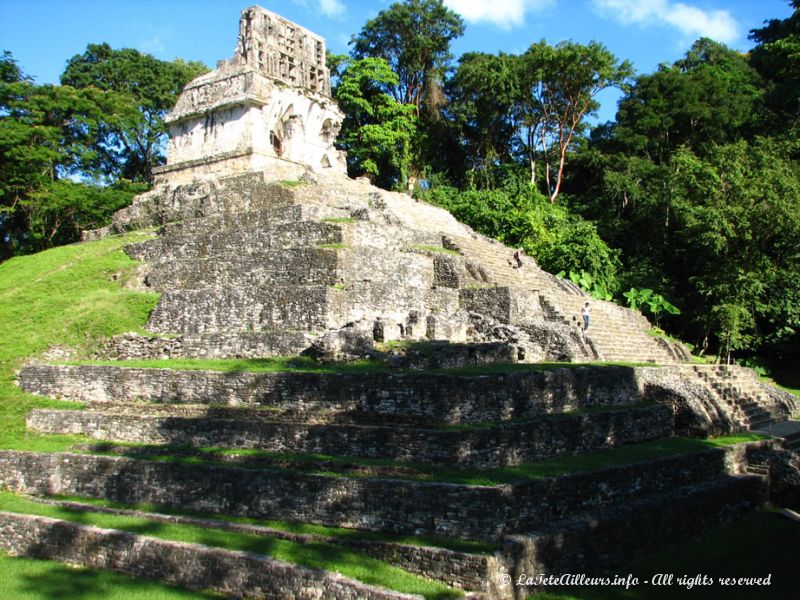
[0,446,762,540]
[26,404,672,468]
[19,365,652,423]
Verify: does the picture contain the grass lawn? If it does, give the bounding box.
[0,551,219,600]
[0,232,158,452]
[67,356,660,375]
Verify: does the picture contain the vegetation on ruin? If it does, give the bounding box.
[410,244,462,255]
[31,493,498,555]
[0,551,219,600]
[320,217,357,223]
[67,356,659,374]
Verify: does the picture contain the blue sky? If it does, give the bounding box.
[0,0,794,122]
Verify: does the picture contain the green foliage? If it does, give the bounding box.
[0,51,154,258]
[749,1,800,139]
[334,57,418,189]
[520,40,633,202]
[609,39,763,163]
[350,0,464,114]
[61,43,208,183]
[419,180,621,294]
[448,52,522,181]
[559,270,613,301]
[623,287,680,326]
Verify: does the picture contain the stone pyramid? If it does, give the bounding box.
[78,5,689,367]
[3,6,798,600]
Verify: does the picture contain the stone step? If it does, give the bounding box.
[146,250,341,288]
[26,403,673,468]
[145,247,432,291]
[440,234,684,365]
[0,510,423,600]
[94,330,316,360]
[18,364,655,425]
[0,443,764,542]
[515,474,767,579]
[161,202,349,235]
[20,495,502,596]
[147,285,335,333]
[127,219,344,261]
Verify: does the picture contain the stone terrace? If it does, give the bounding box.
[8,359,797,598]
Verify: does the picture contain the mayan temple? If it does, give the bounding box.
[1,6,798,599]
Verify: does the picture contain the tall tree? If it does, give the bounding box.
[0,52,140,258]
[61,43,207,183]
[448,52,523,185]
[609,39,763,164]
[334,57,418,190]
[666,141,800,360]
[749,0,800,140]
[350,0,464,116]
[520,40,633,203]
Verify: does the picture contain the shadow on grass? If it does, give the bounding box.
[533,511,800,600]
[4,553,217,600]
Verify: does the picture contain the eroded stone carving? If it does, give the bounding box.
[155,5,346,183]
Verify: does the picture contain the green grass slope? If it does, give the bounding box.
[0,232,158,452]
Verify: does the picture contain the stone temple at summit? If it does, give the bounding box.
[156,5,347,184]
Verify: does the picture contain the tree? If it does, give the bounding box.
[447,52,523,185]
[749,1,800,140]
[418,174,621,293]
[667,141,800,360]
[334,57,418,189]
[520,41,633,203]
[609,39,763,164]
[350,0,464,116]
[0,52,142,257]
[61,43,207,183]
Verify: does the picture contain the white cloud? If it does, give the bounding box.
[290,0,346,19]
[443,0,554,29]
[319,0,346,18]
[592,0,739,44]
[138,35,165,54]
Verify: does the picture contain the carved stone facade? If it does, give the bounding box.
[154,6,346,184]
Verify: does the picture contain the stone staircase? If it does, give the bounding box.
[441,234,688,364]
[676,365,798,431]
